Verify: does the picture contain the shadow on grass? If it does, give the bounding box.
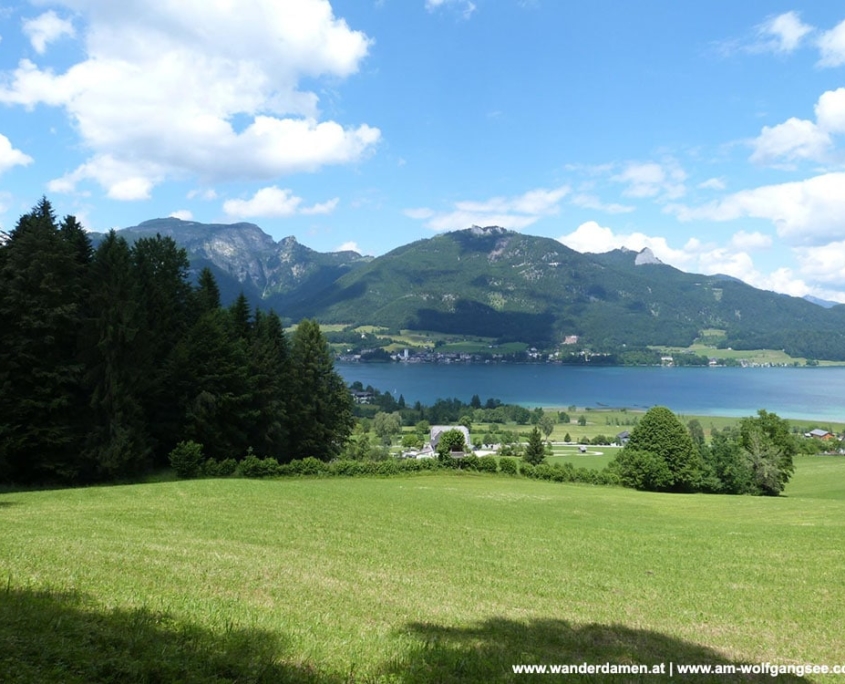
[382,618,811,683]
[0,587,341,684]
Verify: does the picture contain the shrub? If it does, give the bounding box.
[499,457,519,475]
[331,460,362,476]
[201,458,219,477]
[554,463,576,482]
[293,457,326,476]
[417,458,438,471]
[239,455,281,478]
[169,441,204,479]
[460,454,479,470]
[477,455,498,473]
[239,455,263,477]
[397,458,422,473]
[377,459,399,476]
[610,449,673,491]
[217,458,238,477]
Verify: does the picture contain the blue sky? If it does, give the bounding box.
[3,2,845,302]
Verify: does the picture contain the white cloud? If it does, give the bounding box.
[425,0,476,19]
[817,19,845,67]
[48,154,161,200]
[794,243,845,295]
[300,197,339,215]
[0,134,33,174]
[668,172,845,245]
[729,230,772,250]
[223,185,337,219]
[570,194,635,214]
[557,221,693,266]
[748,87,845,166]
[335,241,361,253]
[408,185,570,232]
[22,11,75,54]
[815,87,845,134]
[749,117,832,166]
[612,161,686,200]
[756,11,813,53]
[187,188,218,201]
[0,0,379,199]
[404,208,435,220]
[557,220,845,302]
[698,177,726,191]
[169,209,193,221]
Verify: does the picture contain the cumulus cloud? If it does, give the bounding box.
[668,172,845,245]
[557,220,693,266]
[557,221,845,302]
[748,87,845,166]
[749,117,832,166]
[169,209,193,221]
[755,11,813,53]
[0,0,380,198]
[0,133,33,174]
[817,19,845,67]
[335,241,361,253]
[223,186,338,219]
[22,10,75,54]
[612,161,686,200]
[407,185,570,232]
[794,241,845,286]
[815,87,845,134]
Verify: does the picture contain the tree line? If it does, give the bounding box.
[611,407,797,496]
[0,199,353,485]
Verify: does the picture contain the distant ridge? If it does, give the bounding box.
[94,219,845,360]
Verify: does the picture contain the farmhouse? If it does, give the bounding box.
[806,428,835,440]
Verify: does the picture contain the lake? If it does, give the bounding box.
[337,363,845,421]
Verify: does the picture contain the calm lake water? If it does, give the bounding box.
[337,363,845,421]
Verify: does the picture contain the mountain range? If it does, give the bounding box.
[107,218,845,360]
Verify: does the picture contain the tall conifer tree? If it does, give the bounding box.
[0,199,88,482]
[287,319,354,462]
[83,231,152,477]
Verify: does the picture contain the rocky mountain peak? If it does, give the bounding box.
[634,247,663,266]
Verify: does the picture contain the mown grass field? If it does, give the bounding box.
[2,459,844,682]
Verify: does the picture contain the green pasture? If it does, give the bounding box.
[2,458,845,682]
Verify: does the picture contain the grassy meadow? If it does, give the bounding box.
[2,457,845,682]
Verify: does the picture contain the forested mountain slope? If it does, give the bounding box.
[106,221,845,359]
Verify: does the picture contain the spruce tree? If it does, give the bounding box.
[83,231,152,478]
[170,309,252,462]
[0,199,88,482]
[131,234,193,461]
[228,292,252,341]
[287,319,354,462]
[524,426,546,465]
[247,310,291,458]
[194,267,221,315]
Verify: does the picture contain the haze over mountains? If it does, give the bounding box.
[108,219,845,360]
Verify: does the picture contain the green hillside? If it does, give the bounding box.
[2,465,843,682]
[294,226,845,358]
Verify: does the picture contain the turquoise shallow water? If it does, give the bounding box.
[337,363,845,421]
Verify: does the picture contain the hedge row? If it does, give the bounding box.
[170,441,616,486]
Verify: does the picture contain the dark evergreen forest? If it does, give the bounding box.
[0,199,354,485]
